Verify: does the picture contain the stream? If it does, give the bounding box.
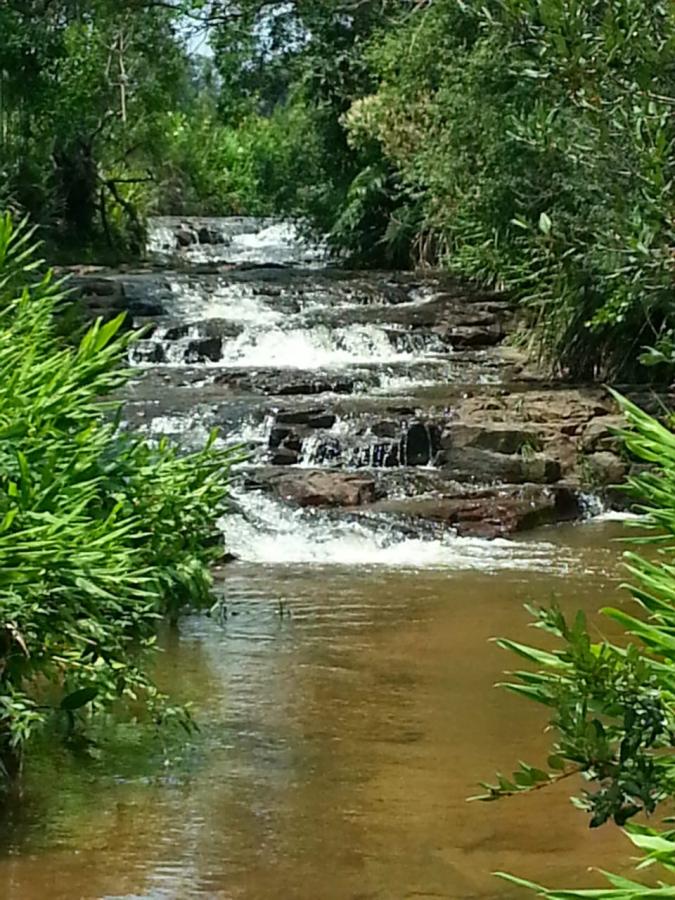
[0,219,633,899]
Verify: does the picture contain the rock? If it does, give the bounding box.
[176,227,196,247]
[369,486,581,539]
[371,419,400,438]
[435,447,561,484]
[277,407,335,428]
[584,451,628,486]
[197,225,226,245]
[185,337,222,363]
[164,324,190,341]
[252,471,378,508]
[401,422,441,466]
[269,446,300,466]
[126,298,166,317]
[441,423,542,455]
[276,378,354,396]
[269,425,295,449]
[306,413,337,429]
[133,343,166,364]
[439,324,503,348]
[581,416,624,453]
[521,455,562,484]
[77,277,120,297]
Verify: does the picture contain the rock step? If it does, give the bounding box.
[237,466,586,539]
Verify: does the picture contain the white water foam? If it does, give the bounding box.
[219,323,432,369]
[579,492,641,523]
[221,491,575,572]
[148,218,324,267]
[226,221,325,266]
[168,282,285,326]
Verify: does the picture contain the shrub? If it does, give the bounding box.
[0,214,237,779]
[480,392,675,894]
[336,0,675,379]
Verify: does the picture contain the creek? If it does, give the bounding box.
[0,218,634,899]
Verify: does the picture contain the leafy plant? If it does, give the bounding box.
[0,213,238,780]
[479,391,675,893]
[499,823,675,897]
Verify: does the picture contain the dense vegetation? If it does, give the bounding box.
[478,395,675,896]
[0,215,236,781]
[2,1,673,377]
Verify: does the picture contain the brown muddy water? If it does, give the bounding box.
[0,519,634,900]
[5,219,644,898]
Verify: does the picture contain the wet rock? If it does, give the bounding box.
[584,451,628,486]
[164,323,190,341]
[269,446,300,466]
[125,297,167,318]
[250,470,379,508]
[133,343,167,364]
[441,423,542,455]
[401,422,441,466]
[267,376,354,396]
[306,413,337,429]
[197,225,226,245]
[435,448,561,484]
[269,425,295,449]
[76,277,120,297]
[276,408,336,428]
[387,405,417,416]
[369,486,580,539]
[185,337,222,363]
[176,227,196,247]
[437,324,504,348]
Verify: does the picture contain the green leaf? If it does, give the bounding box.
[60,687,98,711]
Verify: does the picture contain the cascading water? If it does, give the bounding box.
[14,216,630,899]
[219,490,577,571]
[118,217,616,570]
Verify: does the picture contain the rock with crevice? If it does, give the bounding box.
[584,451,628,486]
[185,336,222,363]
[440,423,542,455]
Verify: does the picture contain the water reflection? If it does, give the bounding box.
[0,522,635,899]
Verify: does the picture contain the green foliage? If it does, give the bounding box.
[353,0,675,377]
[0,2,219,255]
[481,391,675,893]
[498,824,675,897]
[230,0,672,377]
[0,214,237,778]
[208,0,414,264]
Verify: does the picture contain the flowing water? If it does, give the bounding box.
[0,221,636,898]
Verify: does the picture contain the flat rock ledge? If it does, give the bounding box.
[243,469,583,539]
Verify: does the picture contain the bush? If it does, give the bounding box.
[0,214,237,779]
[480,391,675,895]
[333,0,675,379]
